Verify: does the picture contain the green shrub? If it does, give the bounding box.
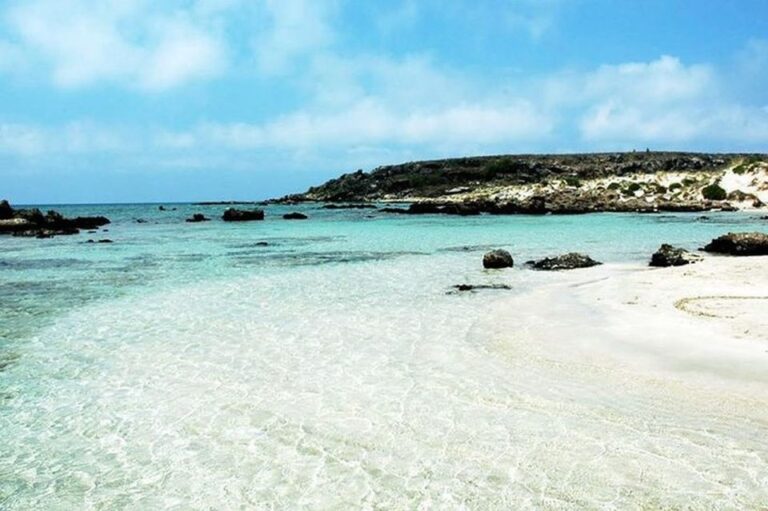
[607,182,621,190]
[668,182,682,191]
[701,182,726,200]
[484,158,518,179]
[564,176,582,188]
[623,182,642,196]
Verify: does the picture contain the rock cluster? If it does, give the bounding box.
[704,232,768,256]
[528,253,602,271]
[0,200,110,238]
[186,213,210,223]
[222,208,265,221]
[649,244,700,267]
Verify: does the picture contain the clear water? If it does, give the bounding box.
[1,205,767,509]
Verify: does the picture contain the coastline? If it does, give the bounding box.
[490,255,768,387]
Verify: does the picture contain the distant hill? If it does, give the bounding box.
[279,152,768,214]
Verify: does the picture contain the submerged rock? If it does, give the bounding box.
[186,213,210,223]
[704,232,768,256]
[649,244,700,267]
[482,249,514,269]
[283,212,308,220]
[222,208,265,221]
[529,253,601,271]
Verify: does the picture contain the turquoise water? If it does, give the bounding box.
[1,205,767,509]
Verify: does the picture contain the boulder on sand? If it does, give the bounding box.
[528,252,601,271]
[703,232,768,256]
[649,244,700,267]
[482,249,514,269]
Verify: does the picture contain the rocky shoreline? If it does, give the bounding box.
[0,200,110,238]
[281,152,768,215]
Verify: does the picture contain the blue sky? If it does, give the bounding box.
[1,0,767,203]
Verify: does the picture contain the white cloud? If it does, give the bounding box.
[0,121,132,156]
[2,0,227,90]
[253,0,335,75]
[575,55,768,144]
[160,99,550,151]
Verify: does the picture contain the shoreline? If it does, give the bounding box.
[489,255,768,390]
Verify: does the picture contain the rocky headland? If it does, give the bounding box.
[282,152,768,214]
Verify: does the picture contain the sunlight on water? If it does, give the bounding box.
[1,205,767,509]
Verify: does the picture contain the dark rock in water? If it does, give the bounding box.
[12,229,60,238]
[0,202,108,237]
[529,253,601,270]
[283,212,308,220]
[135,218,148,223]
[159,205,166,211]
[0,218,35,233]
[649,244,700,267]
[87,239,94,243]
[70,216,110,229]
[704,232,768,256]
[98,239,113,243]
[483,249,514,269]
[322,203,378,209]
[186,213,210,223]
[451,283,512,292]
[0,199,12,219]
[222,208,265,221]
[255,241,269,246]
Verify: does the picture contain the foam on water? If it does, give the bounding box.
[2,206,768,509]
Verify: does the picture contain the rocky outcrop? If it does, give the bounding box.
[528,253,601,270]
[703,232,768,256]
[222,208,265,221]
[283,212,308,220]
[0,201,110,237]
[649,244,701,267]
[186,213,210,223]
[483,249,514,269]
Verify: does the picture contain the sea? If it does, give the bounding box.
[1,203,767,509]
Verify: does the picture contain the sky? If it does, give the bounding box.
[1,0,767,204]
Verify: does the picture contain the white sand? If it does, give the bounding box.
[496,255,768,389]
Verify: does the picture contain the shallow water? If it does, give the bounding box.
[1,205,767,509]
